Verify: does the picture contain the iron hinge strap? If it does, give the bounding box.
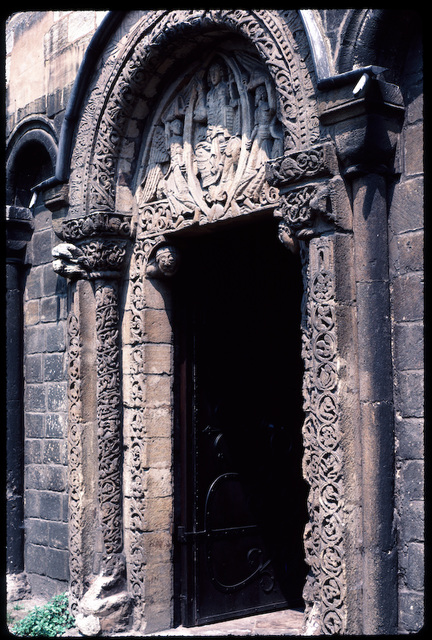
[177,524,258,543]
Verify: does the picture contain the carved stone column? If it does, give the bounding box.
[53,212,132,634]
[268,143,353,634]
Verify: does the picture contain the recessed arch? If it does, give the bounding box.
[68,10,320,219]
[6,120,58,207]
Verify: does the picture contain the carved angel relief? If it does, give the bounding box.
[136,52,283,234]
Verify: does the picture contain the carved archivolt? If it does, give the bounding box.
[68,10,318,220]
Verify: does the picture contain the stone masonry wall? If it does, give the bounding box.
[389,29,424,634]
[23,197,69,596]
[6,10,106,597]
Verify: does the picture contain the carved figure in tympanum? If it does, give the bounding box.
[136,51,282,232]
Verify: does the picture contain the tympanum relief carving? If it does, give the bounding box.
[135,52,282,234]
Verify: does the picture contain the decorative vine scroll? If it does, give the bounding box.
[300,236,346,634]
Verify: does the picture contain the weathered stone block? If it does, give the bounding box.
[144,375,172,408]
[144,278,173,311]
[45,324,66,353]
[39,491,62,521]
[145,468,172,499]
[406,543,424,591]
[143,309,173,344]
[25,299,40,325]
[26,413,45,439]
[46,382,67,412]
[26,518,49,546]
[396,417,424,460]
[399,591,424,633]
[404,122,423,177]
[24,489,41,518]
[45,413,66,438]
[25,326,45,354]
[389,177,423,234]
[141,531,171,565]
[25,542,47,574]
[400,460,424,502]
[392,273,423,322]
[25,384,46,412]
[31,229,53,265]
[25,266,44,300]
[144,437,171,469]
[143,496,172,532]
[389,230,423,277]
[44,352,65,381]
[43,264,66,297]
[143,344,173,375]
[45,547,69,581]
[398,370,424,418]
[25,439,42,465]
[43,440,66,465]
[393,323,423,371]
[41,296,59,323]
[25,354,43,383]
[49,521,69,550]
[399,500,424,542]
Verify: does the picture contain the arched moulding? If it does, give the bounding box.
[67,10,318,221]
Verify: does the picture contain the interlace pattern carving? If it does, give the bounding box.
[300,237,346,634]
[95,280,125,575]
[67,308,85,613]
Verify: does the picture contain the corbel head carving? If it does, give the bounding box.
[145,244,181,279]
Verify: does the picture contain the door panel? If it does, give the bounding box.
[175,217,308,626]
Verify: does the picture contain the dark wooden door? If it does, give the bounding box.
[175,217,308,627]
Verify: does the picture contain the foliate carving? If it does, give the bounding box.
[60,212,132,242]
[300,237,346,635]
[275,183,333,253]
[67,308,86,613]
[266,143,337,187]
[135,52,282,232]
[53,238,129,280]
[74,10,318,217]
[95,280,124,574]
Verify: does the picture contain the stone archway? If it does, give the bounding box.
[53,10,359,635]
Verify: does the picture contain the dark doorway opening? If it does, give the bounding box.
[173,215,308,627]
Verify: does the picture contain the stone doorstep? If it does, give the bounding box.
[143,609,304,637]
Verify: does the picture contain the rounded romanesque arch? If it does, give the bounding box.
[67,10,320,221]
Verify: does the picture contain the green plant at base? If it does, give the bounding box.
[10,593,75,637]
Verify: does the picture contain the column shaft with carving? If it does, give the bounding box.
[53,212,132,633]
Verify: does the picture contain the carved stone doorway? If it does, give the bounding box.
[172,215,308,627]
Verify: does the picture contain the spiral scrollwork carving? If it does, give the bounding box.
[300,237,347,634]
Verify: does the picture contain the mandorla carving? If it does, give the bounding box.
[135,52,281,232]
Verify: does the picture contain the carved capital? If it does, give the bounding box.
[58,211,133,242]
[53,212,132,280]
[266,143,338,189]
[275,183,332,252]
[53,238,128,280]
[319,78,404,177]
